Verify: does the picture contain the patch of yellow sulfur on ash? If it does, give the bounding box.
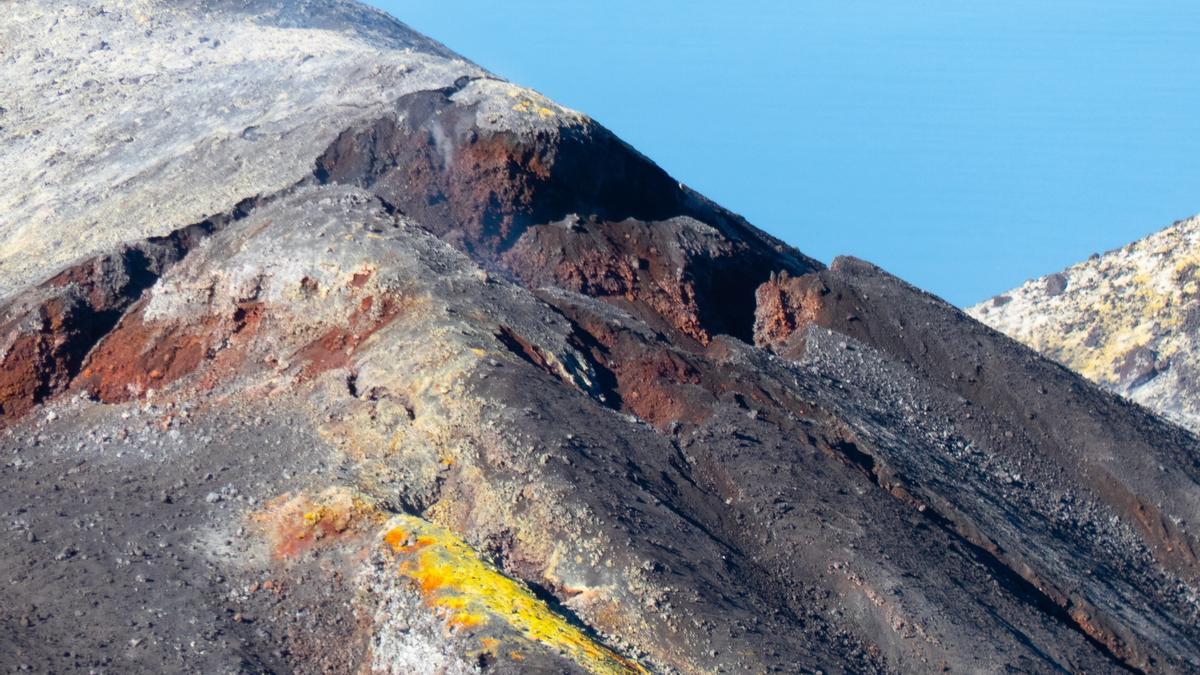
[511,98,558,119]
[381,515,648,675]
[505,86,564,120]
[251,487,385,560]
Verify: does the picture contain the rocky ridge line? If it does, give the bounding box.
[2,2,1199,673]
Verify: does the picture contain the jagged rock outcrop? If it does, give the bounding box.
[2,2,1199,673]
[969,215,1200,435]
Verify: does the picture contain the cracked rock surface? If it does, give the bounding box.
[2,1,1199,673]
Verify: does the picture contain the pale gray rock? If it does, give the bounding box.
[969,215,1200,432]
[0,0,581,300]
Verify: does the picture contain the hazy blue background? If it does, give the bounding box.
[369,1,1199,306]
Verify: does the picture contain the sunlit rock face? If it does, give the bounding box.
[2,2,1200,673]
[970,215,1200,433]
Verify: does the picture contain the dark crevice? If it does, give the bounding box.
[523,578,608,639]
[561,318,624,411]
[823,434,1142,674]
[513,569,647,669]
[692,255,787,344]
[495,325,555,375]
[494,323,624,409]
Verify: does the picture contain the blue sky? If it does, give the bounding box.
[369,1,1200,306]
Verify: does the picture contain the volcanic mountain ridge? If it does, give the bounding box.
[2,1,1199,673]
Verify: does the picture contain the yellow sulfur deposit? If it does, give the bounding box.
[381,515,648,675]
[511,98,558,119]
[252,487,385,559]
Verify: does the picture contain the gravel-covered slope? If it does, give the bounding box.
[2,2,1199,673]
[756,258,1200,672]
[969,215,1200,433]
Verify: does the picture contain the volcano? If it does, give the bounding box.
[1,2,1198,673]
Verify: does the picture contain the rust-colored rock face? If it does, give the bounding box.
[548,294,709,428]
[293,295,407,381]
[314,82,818,344]
[0,225,212,424]
[753,271,831,352]
[75,304,229,404]
[0,301,79,421]
[315,85,686,256]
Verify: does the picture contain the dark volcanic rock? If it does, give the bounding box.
[1,2,1198,674]
[754,258,1200,671]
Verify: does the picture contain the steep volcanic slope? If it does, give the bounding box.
[969,215,1200,434]
[2,2,1199,674]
